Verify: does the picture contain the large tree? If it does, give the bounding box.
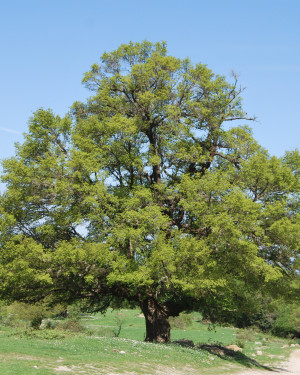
[0,41,299,342]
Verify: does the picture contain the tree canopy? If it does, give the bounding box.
[0,41,299,342]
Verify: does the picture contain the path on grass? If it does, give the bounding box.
[238,349,300,375]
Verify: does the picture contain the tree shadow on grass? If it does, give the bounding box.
[198,344,277,371]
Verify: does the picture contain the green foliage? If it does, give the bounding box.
[0,301,7,322]
[235,328,256,344]
[41,318,58,330]
[6,302,48,329]
[272,304,300,338]
[0,41,299,342]
[112,315,125,337]
[169,313,193,329]
[56,318,86,332]
[19,327,67,340]
[66,302,83,320]
[0,307,295,375]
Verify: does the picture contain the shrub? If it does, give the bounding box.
[57,318,86,332]
[235,328,256,342]
[90,327,114,337]
[169,313,193,329]
[21,328,67,340]
[66,303,82,320]
[272,304,300,338]
[0,301,8,322]
[48,303,68,319]
[40,318,58,329]
[6,302,48,329]
[112,316,125,337]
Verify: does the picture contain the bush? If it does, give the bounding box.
[57,318,86,332]
[272,304,300,338]
[0,301,8,322]
[48,303,68,319]
[169,313,193,329]
[40,318,58,329]
[20,328,67,339]
[0,302,91,334]
[6,302,48,329]
[66,303,82,320]
[89,327,114,337]
[235,328,257,348]
[235,328,256,342]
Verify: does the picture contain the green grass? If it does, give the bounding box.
[0,308,297,374]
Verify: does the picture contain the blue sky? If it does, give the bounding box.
[0,0,299,179]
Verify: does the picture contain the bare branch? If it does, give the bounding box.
[224,116,257,122]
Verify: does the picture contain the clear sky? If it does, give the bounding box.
[0,0,299,179]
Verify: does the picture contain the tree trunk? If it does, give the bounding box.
[140,298,170,343]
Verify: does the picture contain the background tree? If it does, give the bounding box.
[0,41,299,342]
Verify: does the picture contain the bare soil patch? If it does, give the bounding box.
[237,349,300,375]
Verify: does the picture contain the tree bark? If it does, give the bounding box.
[140,298,171,343]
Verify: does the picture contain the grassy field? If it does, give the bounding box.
[0,308,298,375]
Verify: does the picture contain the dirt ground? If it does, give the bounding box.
[237,349,300,375]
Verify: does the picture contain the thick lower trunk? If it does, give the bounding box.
[140,298,171,343]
